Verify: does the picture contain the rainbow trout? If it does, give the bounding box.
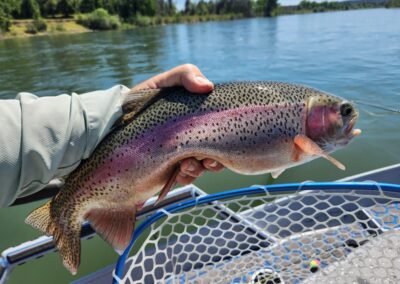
[26,82,361,274]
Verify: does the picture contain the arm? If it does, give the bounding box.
[0,85,128,207]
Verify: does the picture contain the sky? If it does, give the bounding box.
[174,0,306,9]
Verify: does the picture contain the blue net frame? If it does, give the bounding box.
[113,182,400,283]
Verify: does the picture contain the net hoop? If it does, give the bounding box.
[113,181,400,283]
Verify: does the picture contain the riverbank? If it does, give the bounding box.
[0,19,89,39]
[0,14,244,40]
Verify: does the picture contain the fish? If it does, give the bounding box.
[25,81,361,274]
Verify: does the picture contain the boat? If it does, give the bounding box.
[1,163,400,284]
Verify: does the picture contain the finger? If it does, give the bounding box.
[181,72,214,94]
[176,173,196,185]
[180,158,205,177]
[202,159,224,172]
[132,64,214,93]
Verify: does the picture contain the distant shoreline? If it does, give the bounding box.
[0,14,248,40]
[0,7,393,41]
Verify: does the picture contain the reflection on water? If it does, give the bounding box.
[0,8,399,284]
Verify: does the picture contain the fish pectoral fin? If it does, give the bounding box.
[155,166,180,205]
[113,88,162,128]
[85,207,137,255]
[26,201,81,275]
[271,169,285,179]
[294,134,346,171]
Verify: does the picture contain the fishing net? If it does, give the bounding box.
[113,182,400,284]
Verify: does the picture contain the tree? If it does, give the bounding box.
[184,0,191,14]
[20,0,41,18]
[57,0,73,16]
[264,0,277,16]
[196,0,209,15]
[80,0,98,13]
[167,0,175,15]
[40,0,58,17]
[158,0,164,16]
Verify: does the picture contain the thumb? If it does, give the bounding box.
[181,72,214,94]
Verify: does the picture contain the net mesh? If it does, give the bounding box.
[116,184,400,283]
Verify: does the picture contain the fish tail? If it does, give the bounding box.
[54,224,81,275]
[25,201,81,275]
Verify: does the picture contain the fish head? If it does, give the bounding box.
[306,94,361,152]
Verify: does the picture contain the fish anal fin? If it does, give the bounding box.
[114,89,162,128]
[294,134,346,171]
[271,169,285,179]
[26,201,81,275]
[85,207,137,254]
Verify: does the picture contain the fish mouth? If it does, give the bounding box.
[344,109,360,138]
[324,115,361,151]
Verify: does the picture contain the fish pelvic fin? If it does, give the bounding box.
[26,201,82,275]
[85,207,137,255]
[113,88,162,128]
[155,166,180,206]
[271,169,285,179]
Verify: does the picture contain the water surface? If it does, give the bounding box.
[0,8,399,283]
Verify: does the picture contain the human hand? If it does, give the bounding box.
[132,64,224,185]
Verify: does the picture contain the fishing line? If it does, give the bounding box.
[355,100,400,114]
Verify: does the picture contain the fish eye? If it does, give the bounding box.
[340,103,353,117]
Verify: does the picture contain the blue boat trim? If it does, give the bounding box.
[113,181,400,282]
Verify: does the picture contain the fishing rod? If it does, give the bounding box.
[355,100,400,114]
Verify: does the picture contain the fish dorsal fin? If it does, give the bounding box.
[271,169,285,179]
[294,134,346,171]
[85,207,137,254]
[25,200,52,233]
[114,88,162,128]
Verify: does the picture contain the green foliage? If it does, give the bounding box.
[215,0,253,16]
[77,8,121,30]
[196,0,209,15]
[271,0,387,16]
[131,13,153,26]
[37,0,58,17]
[117,0,157,20]
[20,0,41,18]
[57,0,81,17]
[386,0,400,7]
[264,0,278,16]
[254,0,278,16]
[54,22,65,31]
[25,17,47,33]
[0,0,21,31]
[0,16,12,32]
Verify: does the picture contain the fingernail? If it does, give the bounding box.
[209,161,218,167]
[195,76,212,86]
[187,162,196,172]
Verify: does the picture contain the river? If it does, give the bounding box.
[0,8,399,284]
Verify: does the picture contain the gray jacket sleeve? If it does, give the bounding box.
[0,85,130,207]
